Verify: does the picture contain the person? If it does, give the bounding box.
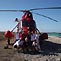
[13,31,19,48]
[30,31,37,51]
[31,31,35,45]
[27,31,31,48]
[14,31,19,43]
[4,30,14,49]
[30,30,40,51]
[13,32,24,52]
[34,31,40,50]
[13,39,24,49]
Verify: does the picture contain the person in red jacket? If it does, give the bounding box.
[4,30,14,49]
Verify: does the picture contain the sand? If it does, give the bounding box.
[0,36,61,61]
[48,36,61,44]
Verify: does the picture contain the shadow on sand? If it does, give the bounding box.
[21,40,61,56]
[39,40,61,56]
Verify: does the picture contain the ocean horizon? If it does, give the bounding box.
[0,31,61,38]
[48,32,61,38]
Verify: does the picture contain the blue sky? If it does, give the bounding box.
[0,0,61,32]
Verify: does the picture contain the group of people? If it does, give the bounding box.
[13,30,41,52]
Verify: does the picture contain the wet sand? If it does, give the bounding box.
[0,36,61,61]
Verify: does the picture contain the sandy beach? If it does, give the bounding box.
[0,36,61,61]
[47,36,61,44]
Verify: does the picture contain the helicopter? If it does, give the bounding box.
[2,7,61,49]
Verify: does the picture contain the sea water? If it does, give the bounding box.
[48,32,61,38]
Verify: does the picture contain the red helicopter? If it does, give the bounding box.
[1,7,60,48]
[12,10,48,39]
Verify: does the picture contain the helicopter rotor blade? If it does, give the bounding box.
[29,7,61,11]
[0,10,25,12]
[0,7,61,12]
[32,12,58,22]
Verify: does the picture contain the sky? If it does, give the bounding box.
[0,0,61,32]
